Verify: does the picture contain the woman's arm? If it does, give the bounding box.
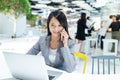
[26,38,41,55]
[60,40,76,73]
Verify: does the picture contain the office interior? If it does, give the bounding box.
[0,0,120,79]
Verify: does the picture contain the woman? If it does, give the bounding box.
[27,10,76,73]
[75,13,87,52]
[109,15,120,52]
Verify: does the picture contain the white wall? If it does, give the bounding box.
[0,13,13,36]
[0,15,2,33]
[0,13,26,37]
[16,16,26,37]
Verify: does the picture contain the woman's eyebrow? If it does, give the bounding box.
[58,24,61,26]
[51,23,54,25]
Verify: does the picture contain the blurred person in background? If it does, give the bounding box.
[109,15,120,52]
[107,15,116,32]
[75,12,88,52]
[97,15,116,50]
[86,16,95,36]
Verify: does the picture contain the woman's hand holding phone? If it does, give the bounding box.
[61,29,69,47]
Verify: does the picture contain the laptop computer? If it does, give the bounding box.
[3,52,62,80]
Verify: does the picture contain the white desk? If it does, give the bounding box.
[102,39,118,55]
[86,37,98,49]
[85,37,98,54]
[57,73,120,80]
[0,37,39,53]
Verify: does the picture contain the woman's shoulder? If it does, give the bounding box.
[39,35,47,39]
[38,35,49,42]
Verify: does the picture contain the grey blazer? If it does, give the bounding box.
[27,36,76,72]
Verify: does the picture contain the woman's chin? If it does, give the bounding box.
[53,34,60,37]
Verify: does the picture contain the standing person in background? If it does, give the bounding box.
[86,16,91,36]
[109,15,120,52]
[98,15,116,50]
[75,12,88,52]
[107,15,116,32]
[27,10,76,73]
[98,20,110,50]
[86,16,91,29]
[86,16,95,36]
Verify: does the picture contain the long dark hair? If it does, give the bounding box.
[81,12,86,20]
[47,10,70,37]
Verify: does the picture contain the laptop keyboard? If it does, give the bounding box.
[48,75,55,80]
[47,70,63,80]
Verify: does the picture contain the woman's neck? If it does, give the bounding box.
[50,36,60,42]
[50,36,60,49]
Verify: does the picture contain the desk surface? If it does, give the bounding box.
[57,73,120,80]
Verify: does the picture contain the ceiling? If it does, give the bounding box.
[29,0,99,11]
[29,0,120,18]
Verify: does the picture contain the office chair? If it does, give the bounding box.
[74,51,88,74]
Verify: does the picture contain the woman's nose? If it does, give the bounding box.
[54,26,59,31]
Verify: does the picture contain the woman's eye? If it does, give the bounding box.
[58,25,62,27]
[51,25,55,28]
[51,24,54,27]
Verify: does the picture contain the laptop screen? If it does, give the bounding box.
[3,52,49,80]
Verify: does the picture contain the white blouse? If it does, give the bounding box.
[49,48,57,65]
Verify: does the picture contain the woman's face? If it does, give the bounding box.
[49,17,63,37]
